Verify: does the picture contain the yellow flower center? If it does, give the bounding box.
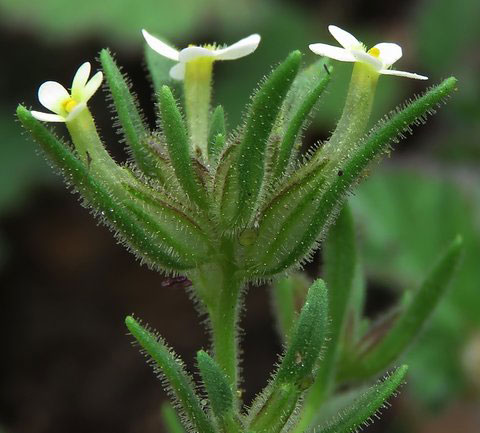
[367,47,380,58]
[63,98,78,113]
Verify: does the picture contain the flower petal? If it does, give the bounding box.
[81,71,103,102]
[38,81,70,114]
[169,62,186,80]
[214,34,261,60]
[328,25,362,50]
[309,43,356,62]
[178,46,215,62]
[65,102,87,121]
[380,69,428,80]
[71,62,91,99]
[351,50,383,70]
[31,110,66,122]
[373,43,402,68]
[142,29,179,61]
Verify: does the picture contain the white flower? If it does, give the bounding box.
[31,62,103,122]
[142,30,261,80]
[309,25,428,80]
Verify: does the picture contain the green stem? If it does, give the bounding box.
[189,239,242,395]
[315,62,379,164]
[184,58,214,160]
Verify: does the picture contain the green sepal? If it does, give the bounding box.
[145,42,182,98]
[259,77,458,276]
[17,105,194,272]
[197,351,241,432]
[341,235,463,380]
[271,272,311,343]
[273,61,332,179]
[314,365,408,433]
[295,205,357,433]
[158,85,208,209]
[208,105,226,161]
[161,402,186,433]
[125,317,216,433]
[233,51,302,226]
[248,280,328,433]
[100,49,160,178]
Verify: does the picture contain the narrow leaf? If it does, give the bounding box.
[343,235,463,379]
[248,280,328,433]
[234,51,302,225]
[315,365,408,433]
[158,85,207,208]
[100,49,160,178]
[125,317,216,433]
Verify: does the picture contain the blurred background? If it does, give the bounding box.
[0,0,479,432]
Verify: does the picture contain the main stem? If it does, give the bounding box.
[189,238,242,395]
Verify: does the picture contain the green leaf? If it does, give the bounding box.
[158,85,207,209]
[197,351,241,432]
[100,49,159,177]
[295,205,357,433]
[342,235,463,380]
[258,77,458,276]
[314,365,408,433]
[17,105,194,272]
[125,316,216,433]
[273,60,332,179]
[208,105,226,161]
[234,50,302,225]
[161,402,186,433]
[248,280,328,433]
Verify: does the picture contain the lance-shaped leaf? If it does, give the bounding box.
[208,105,226,161]
[197,351,241,432]
[340,235,463,380]
[255,77,458,276]
[100,49,162,179]
[248,280,328,433]
[161,402,186,433]
[17,105,195,272]
[314,365,408,433]
[125,317,216,433]
[273,61,332,179]
[295,205,357,433]
[233,51,302,226]
[158,86,208,209]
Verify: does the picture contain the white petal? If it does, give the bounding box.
[328,25,362,50]
[65,102,87,122]
[380,69,428,80]
[142,29,179,61]
[71,62,91,99]
[169,62,186,80]
[178,46,215,62]
[351,50,383,70]
[31,110,66,122]
[81,71,103,102]
[214,34,261,60]
[373,43,402,68]
[38,81,70,114]
[309,43,356,62]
